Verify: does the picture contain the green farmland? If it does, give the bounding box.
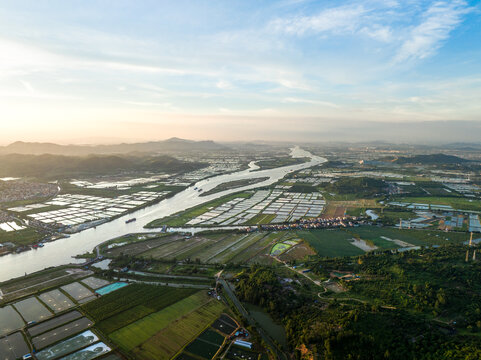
[109,291,225,359]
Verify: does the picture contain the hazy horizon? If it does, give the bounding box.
[1,1,480,144]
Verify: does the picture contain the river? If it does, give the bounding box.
[0,147,326,281]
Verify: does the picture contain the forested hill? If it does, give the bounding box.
[0,153,206,179]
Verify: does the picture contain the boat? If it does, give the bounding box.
[125,218,136,224]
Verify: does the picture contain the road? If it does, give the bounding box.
[218,278,289,360]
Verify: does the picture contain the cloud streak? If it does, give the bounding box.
[394,0,473,62]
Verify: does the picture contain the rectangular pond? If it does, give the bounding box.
[61,282,94,301]
[35,330,99,360]
[13,297,52,323]
[39,289,75,313]
[95,282,129,296]
[0,305,25,336]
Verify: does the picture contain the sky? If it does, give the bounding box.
[0,0,480,144]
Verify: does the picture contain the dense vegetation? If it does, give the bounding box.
[0,153,206,178]
[322,177,386,198]
[394,153,471,165]
[234,243,481,359]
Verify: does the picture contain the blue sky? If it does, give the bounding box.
[0,0,480,143]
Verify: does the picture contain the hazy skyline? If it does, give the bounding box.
[1,0,480,144]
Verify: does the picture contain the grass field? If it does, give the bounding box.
[109,292,224,359]
[299,227,471,258]
[392,196,481,211]
[324,199,382,218]
[208,233,266,264]
[230,232,278,264]
[136,232,276,265]
[348,226,470,246]
[105,235,184,257]
[299,229,365,257]
[146,192,253,227]
[82,284,196,332]
[279,242,316,262]
[140,237,215,261]
[0,227,44,246]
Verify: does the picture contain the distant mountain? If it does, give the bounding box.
[394,153,471,165]
[0,153,207,179]
[0,138,227,156]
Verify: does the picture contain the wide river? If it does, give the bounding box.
[0,147,326,281]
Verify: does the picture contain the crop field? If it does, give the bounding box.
[208,233,267,264]
[61,282,94,301]
[211,314,238,335]
[299,229,365,257]
[347,226,470,247]
[279,241,316,262]
[106,291,225,359]
[39,289,75,313]
[32,317,93,349]
[230,232,278,264]
[105,235,184,257]
[0,227,43,246]
[13,296,52,323]
[140,236,215,260]
[0,305,25,336]
[176,353,199,360]
[128,298,224,360]
[392,196,481,211]
[108,291,211,349]
[139,232,268,264]
[81,277,110,290]
[83,284,196,334]
[35,330,100,360]
[184,337,222,359]
[28,310,82,337]
[226,346,260,360]
[0,331,30,360]
[155,231,290,265]
[182,233,246,263]
[247,253,276,265]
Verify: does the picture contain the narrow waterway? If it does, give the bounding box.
[0,147,326,281]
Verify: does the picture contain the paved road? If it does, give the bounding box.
[218,278,288,360]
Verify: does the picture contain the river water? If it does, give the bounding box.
[0,147,326,281]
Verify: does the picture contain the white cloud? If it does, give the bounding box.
[269,4,367,35]
[216,80,232,89]
[394,1,472,62]
[283,97,339,108]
